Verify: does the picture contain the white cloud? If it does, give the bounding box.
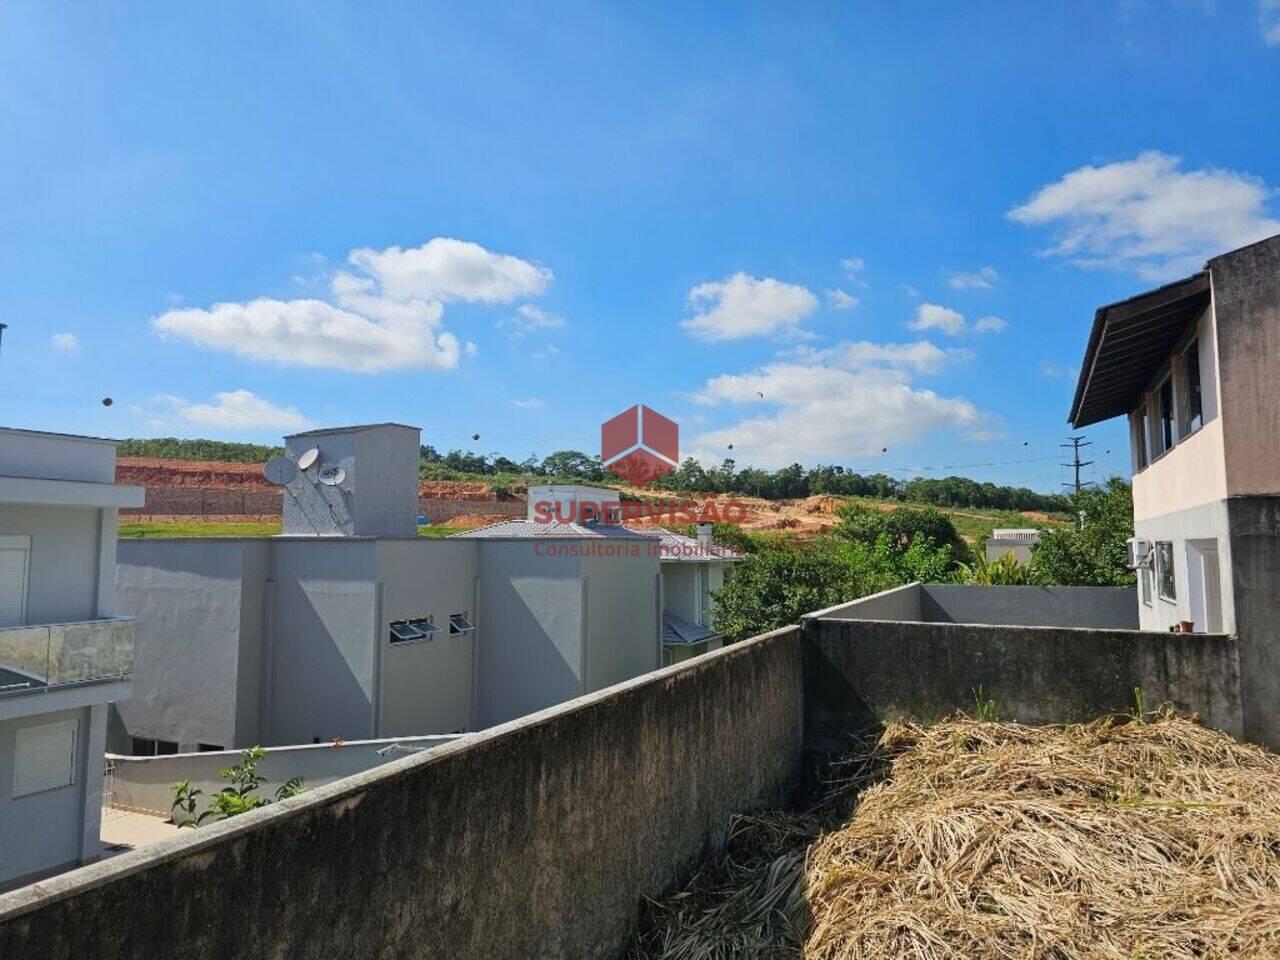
[826,288,859,310]
[165,390,312,431]
[974,315,1007,333]
[154,237,550,373]
[688,348,983,467]
[346,237,551,304]
[900,284,921,299]
[842,257,866,275]
[1039,359,1077,380]
[511,397,546,411]
[1009,151,1280,280]
[1264,0,1280,44]
[51,333,78,351]
[949,266,999,290]
[909,303,967,336]
[682,272,818,341]
[502,303,566,337]
[786,339,957,375]
[532,344,561,361]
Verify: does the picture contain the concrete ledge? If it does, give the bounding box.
[0,626,804,959]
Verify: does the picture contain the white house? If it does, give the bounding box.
[0,427,142,889]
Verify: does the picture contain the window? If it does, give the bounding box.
[1155,541,1176,602]
[131,737,179,756]
[1182,340,1203,435]
[1130,409,1149,471]
[197,743,225,753]
[389,617,440,645]
[1140,565,1153,605]
[449,612,475,635]
[1157,378,1175,454]
[0,535,31,628]
[13,720,78,797]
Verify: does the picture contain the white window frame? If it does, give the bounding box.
[1154,375,1176,457]
[1180,338,1203,438]
[13,719,79,798]
[1155,541,1176,603]
[0,535,32,628]
[1139,564,1153,606]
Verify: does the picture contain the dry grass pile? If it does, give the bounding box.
[807,714,1280,959]
[629,739,889,960]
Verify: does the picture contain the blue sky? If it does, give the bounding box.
[2,2,1279,491]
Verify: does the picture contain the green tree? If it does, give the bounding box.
[832,503,972,565]
[171,747,304,828]
[1028,477,1135,586]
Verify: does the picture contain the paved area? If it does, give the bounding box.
[100,807,181,856]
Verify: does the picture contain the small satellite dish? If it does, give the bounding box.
[297,447,320,471]
[318,464,346,486]
[263,456,298,486]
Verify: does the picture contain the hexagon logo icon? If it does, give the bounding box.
[601,404,678,487]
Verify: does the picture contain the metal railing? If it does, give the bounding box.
[0,617,135,695]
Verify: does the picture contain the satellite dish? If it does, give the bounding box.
[318,464,346,487]
[264,456,298,486]
[297,447,320,471]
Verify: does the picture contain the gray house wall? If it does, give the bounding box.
[475,542,584,728]
[583,548,660,692]
[0,505,102,625]
[113,540,264,753]
[0,706,97,888]
[375,538,479,736]
[266,540,379,745]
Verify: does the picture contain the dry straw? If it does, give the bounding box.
[633,713,1280,959]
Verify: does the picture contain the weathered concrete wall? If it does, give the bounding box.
[1226,495,1280,748]
[0,627,804,960]
[921,584,1138,629]
[809,582,922,621]
[802,618,1243,758]
[106,735,464,816]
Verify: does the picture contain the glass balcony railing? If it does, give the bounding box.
[0,617,135,695]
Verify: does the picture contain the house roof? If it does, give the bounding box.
[661,612,717,646]
[643,528,743,562]
[449,520,659,540]
[284,423,419,438]
[1069,271,1211,429]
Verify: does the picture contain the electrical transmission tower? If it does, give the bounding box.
[1061,436,1095,494]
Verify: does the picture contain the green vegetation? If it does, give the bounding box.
[171,746,304,828]
[119,521,282,538]
[1026,478,1136,587]
[709,482,1135,641]
[118,437,282,463]
[417,524,468,538]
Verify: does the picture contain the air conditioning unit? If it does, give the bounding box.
[1126,537,1152,570]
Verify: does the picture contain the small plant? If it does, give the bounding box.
[972,686,998,722]
[1131,686,1147,724]
[958,551,1041,586]
[171,746,304,828]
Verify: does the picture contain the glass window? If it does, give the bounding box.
[1140,564,1153,605]
[1183,341,1203,434]
[449,613,475,635]
[1131,409,1149,470]
[198,743,225,753]
[1157,378,1175,453]
[1156,541,1176,601]
[390,618,440,645]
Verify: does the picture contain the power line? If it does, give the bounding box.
[1060,436,1095,493]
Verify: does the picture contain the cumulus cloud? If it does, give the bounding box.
[682,272,818,341]
[1009,151,1280,280]
[162,390,312,432]
[949,266,999,290]
[688,345,983,467]
[153,237,551,373]
[786,339,957,375]
[826,288,859,310]
[1264,0,1280,44]
[909,303,967,335]
[511,397,546,411]
[900,284,921,299]
[974,315,1007,333]
[51,332,78,351]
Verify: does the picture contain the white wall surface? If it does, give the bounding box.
[0,430,116,484]
[0,505,103,625]
[583,548,659,691]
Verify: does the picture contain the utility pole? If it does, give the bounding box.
[1061,435,1094,494]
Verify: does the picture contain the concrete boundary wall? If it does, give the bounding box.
[0,627,804,960]
[107,735,465,816]
[802,618,1243,759]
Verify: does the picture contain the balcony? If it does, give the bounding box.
[0,617,135,695]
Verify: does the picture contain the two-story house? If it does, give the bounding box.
[0,427,142,889]
[1069,232,1280,745]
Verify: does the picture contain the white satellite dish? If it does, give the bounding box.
[263,456,298,486]
[297,447,320,471]
[318,464,346,487]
